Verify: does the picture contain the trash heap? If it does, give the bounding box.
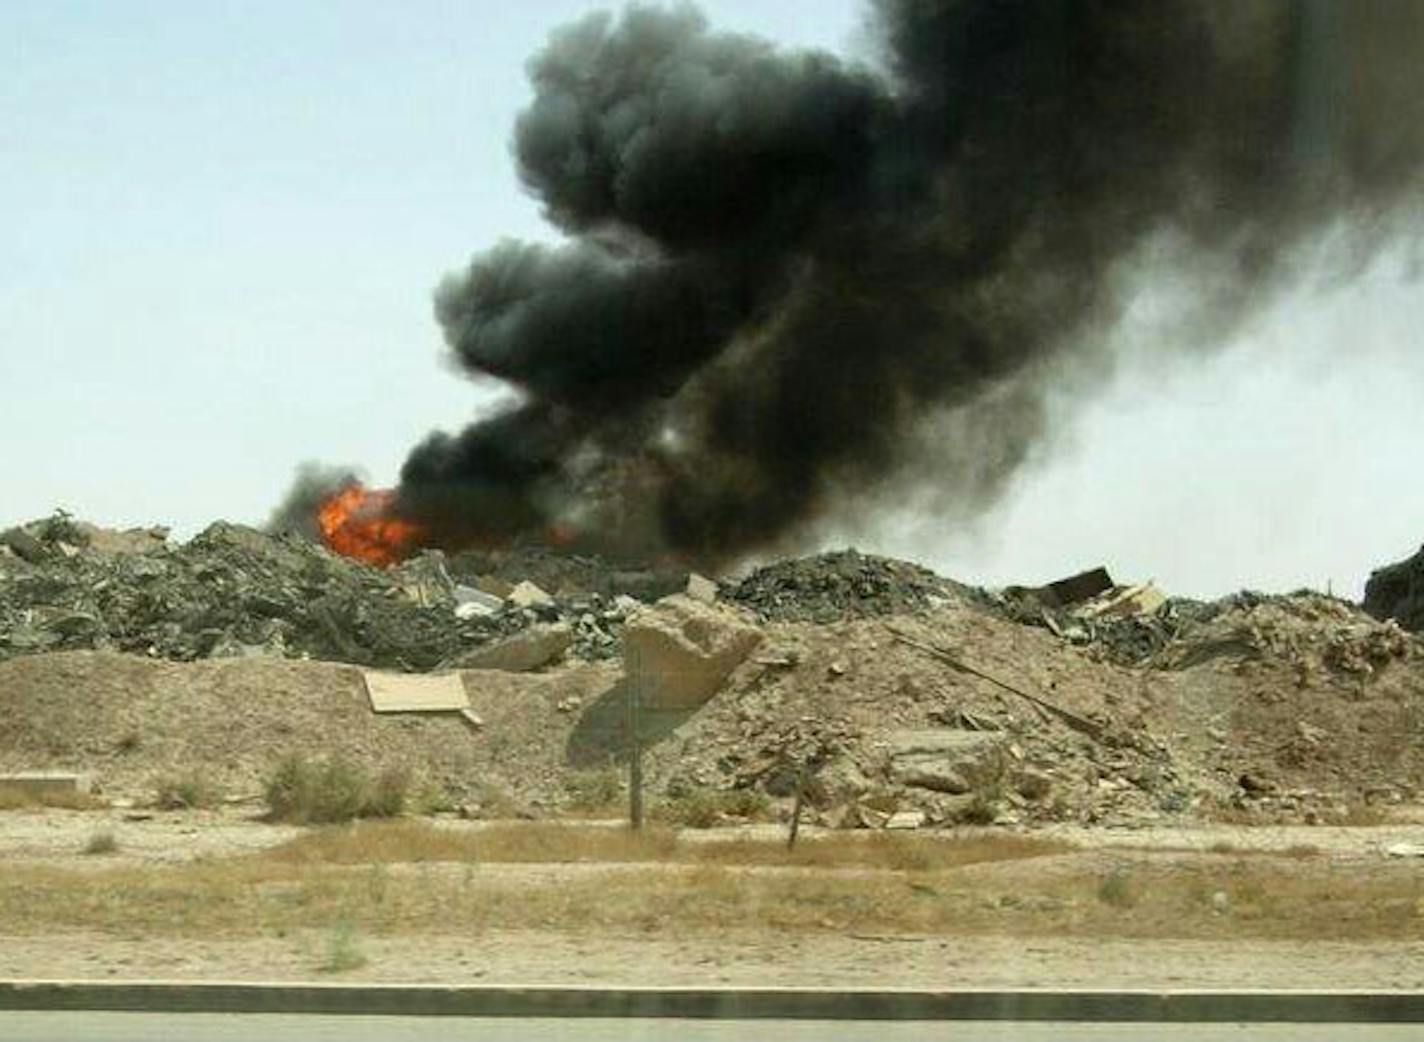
[1364,544,1424,635]
[0,513,643,670]
[727,549,969,623]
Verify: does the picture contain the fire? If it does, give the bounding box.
[315,484,424,566]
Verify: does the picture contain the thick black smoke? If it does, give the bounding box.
[397,0,1424,565]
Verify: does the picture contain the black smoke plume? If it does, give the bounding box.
[395,0,1424,566]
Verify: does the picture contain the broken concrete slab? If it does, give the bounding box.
[473,574,515,599]
[887,729,1006,795]
[80,523,169,556]
[885,809,927,829]
[509,580,554,609]
[0,528,47,564]
[456,624,573,672]
[1079,582,1167,619]
[0,771,93,799]
[1384,842,1424,858]
[362,670,469,713]
[453,586,504,619]
[622,594,762,709]
[685,573,718,604]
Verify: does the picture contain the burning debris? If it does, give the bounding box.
[276,0,1423,570]
[314,483,423,567]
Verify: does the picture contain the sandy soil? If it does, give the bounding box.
[4,808,1424,989]
[5,805,1424,864]
[1,930,1421,991]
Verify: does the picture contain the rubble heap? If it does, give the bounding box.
[0,514,637,670]
[1160,590,1414,677]
[727,549,967,623]
[1364,544,1424,634]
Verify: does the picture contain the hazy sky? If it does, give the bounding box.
[4,1,1421,599]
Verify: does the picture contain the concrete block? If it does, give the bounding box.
[0,772,93,799]
[887,729,1006,795]
[509,581,554,608]
[457,624,572,672]
[685,572,718,604]
[453,586,504,619]
[623,595,762,709]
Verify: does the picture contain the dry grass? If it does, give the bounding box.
[562,766,624,815]
[0,784,104,811]
[263,820,1068,872]
[656,786,772,828]
[81,830,117,856]
[154,772,222,811]
[0,846,1420,943]
[263,754,409,824]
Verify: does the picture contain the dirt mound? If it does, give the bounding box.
[0,651,618,803]
[636,592,1424,827]
[1364,544,1424,634]
[4,516,1423,826]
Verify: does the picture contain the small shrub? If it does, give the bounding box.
[409,775,455,815]
[264,754,410,825]
[319,919,368,973]
[471,782,521,819]
[82,830,117,856]
[366,767,410,819]
[1097,867,1136,908]
[719,787,771,820]
[662,788,723,828]
[564,765,624,813]
[660,786,770,828]
[311,759,370,823]
[154,772,221,810]
[960,780,1004,826]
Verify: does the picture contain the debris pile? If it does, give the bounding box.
[0,514,640,670]
[1364,544,1424,635]
[1159,591,1414,677]
[987,570,1197,664]
[728,549,966,623]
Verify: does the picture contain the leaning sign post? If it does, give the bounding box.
[626,643,645,831]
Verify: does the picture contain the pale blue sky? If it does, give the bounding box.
[4,1,1421,598]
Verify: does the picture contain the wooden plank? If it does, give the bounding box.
[362,671,469,713]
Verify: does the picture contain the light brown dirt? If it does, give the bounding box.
[1,930,1421,991]
[0,651,619,804]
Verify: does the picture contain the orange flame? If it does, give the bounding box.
[315,484,424,566]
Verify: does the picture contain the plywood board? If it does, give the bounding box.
[362,671,469,713]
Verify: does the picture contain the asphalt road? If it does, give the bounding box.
[4,1014,1424,1042]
